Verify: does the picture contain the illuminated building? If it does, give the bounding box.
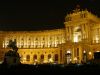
[0,7,100,64]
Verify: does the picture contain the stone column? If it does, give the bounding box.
[72,47,75,63]
[69,27,72,41]
[79,45,83,63]
[44,54,48,63]
[30,53,33,64]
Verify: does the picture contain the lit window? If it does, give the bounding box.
[74,35,78,42]
[83,50,86,53]
[96,35,99,43]
[89,52,92,55]
[67,50,71,54]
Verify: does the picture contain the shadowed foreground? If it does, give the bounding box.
[0,64,100,74]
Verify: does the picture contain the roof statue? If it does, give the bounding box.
[73,4,80,13]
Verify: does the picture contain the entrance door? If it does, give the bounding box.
[65,50,72,64]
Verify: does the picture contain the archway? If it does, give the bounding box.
[54,54,58,63]
[33,55,37,61]
[33,54,38,64]
[65,50,72,64]
[40,54,44,64]
[73,26,82,42]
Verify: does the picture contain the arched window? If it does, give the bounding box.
[26,55,30,61]
[41,54,44,60]
[33,54,37,61]
[55,54,58,62]
[40,54,44,63]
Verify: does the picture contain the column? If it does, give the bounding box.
[65,27,68,41]
[79,45,83,63]
[26,36,28,48]
[69,27,71,41]
[17,35,20,48]
[30,53,33,64]
[44,54,48,63]
[33,37,35,48]
[37,53,40,64]
[24,36,27,48]
[72,47,75,63]
[62,47,65,64]
[81,24,84,40]
[58,50,60,64]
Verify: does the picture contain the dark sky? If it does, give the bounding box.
[0,0,99,31]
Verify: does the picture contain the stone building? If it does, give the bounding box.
[0,7,100,64]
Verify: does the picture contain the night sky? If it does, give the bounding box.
[0,0,99,31]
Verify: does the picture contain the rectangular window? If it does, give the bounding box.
[77,48,79,56]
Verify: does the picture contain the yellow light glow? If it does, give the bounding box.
[67,50,71,53]
[74,35,78,42]
[96,36,99,43]
[23,57,26,60]
[74,57,77,61]
[43,60,48,63]
[96,51,100,52]
[22,57,26,63]
[3,41,4,48]
[89,52,92,55]
[33,59,38,65]
[70,59,72,61]
[83,50,86,53]
[49,58,53,63]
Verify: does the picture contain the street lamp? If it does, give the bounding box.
[89,52,92,55]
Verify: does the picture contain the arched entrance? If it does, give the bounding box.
[82,45,91,63]
[54,54,58,63]
[65,50,72,64]
[82,50,87,63]
[33,54,37,63]
[33,54,38,65]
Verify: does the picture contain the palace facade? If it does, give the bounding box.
[0,8,100,64]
